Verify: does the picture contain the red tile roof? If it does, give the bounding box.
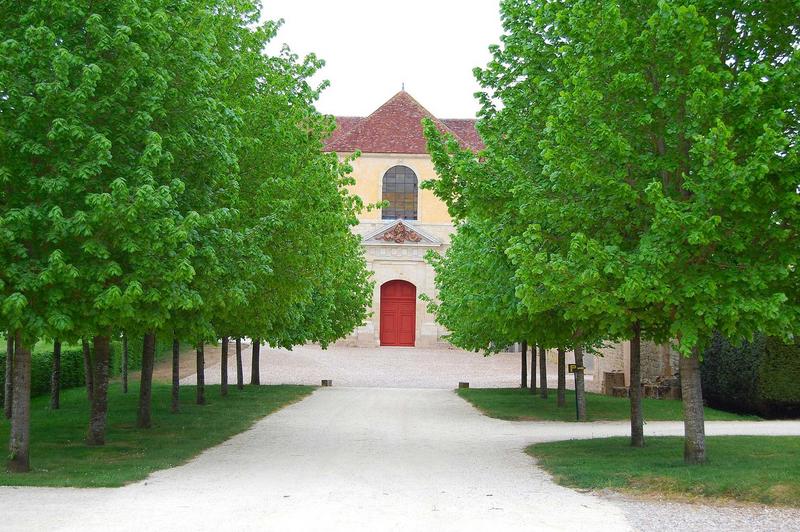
[324,91,484,154]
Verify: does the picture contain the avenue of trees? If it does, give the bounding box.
[1,0,372,473]
[424,0,799,463]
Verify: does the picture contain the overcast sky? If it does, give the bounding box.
[261,1,503,118]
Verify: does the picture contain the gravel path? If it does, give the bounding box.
[183,343,586,389]
[608,495,800,532]
[3,345,799,531]
[2,387,799,531]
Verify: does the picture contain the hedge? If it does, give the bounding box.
[701,332,800,418]
[0,335,180,408]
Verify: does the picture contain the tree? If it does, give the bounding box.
[235,338,243,390]
[250,341,260,386]
[4,333,12,419]
[557,348,566,407]
[1,0,373,466]
[422,122,594,413]
[196,345,205,405]
[121,332,128,394]
[220,336,229,397]
[7,332,30,472]
[0,0,237,449]
[81,341,93,404]
[538,345,547,399]
[136,333,156,429]
[50,339,61,410]
[171,337,180,413]
[423,220,537,357]
[521,341,528,389]
[472,0,799,461]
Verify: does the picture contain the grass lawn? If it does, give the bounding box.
[0,382,314,487]
[529,436,800,506]
[457,387,755,422]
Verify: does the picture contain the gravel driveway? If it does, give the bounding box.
[2,345,799,531]
[181,343,587,389]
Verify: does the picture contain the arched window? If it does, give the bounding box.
[382,165,418,220]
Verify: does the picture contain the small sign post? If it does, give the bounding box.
[568,364,586,421]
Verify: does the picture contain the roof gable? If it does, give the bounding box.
[324,91,484,154]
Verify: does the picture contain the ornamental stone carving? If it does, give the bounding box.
[381,222,422,243]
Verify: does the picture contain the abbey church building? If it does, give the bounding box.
[324,91,484,347]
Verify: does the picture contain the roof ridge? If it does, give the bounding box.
[335,91,470,151]
[393,91,468,145]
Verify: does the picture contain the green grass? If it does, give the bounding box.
[457,387,755,421]
[0,382,314,487]
[529,436,800,506]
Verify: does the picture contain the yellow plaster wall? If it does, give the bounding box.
[342,153,452,224]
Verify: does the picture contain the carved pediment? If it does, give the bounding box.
[381,222,421,243]
[362,219,441,246]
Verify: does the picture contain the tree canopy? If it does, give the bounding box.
[423,0,799,463]
[1,0,372,468]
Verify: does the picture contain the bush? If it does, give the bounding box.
[0,340,121,408]
[702,332,800,418]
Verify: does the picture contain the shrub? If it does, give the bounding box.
[0,333,181,409]
[0,340,121,408]
[702,333,800,418]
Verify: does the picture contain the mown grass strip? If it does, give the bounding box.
[0,382,314,487]
[457,387,755,421]
[529,436,800,506]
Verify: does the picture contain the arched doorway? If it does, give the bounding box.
[380,280,416,346]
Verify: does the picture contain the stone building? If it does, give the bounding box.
[324,91,483,347]
[325,91,677,395]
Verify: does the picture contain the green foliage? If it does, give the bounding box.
[425,0,800,360]
[0,341,121,407]
[424,219,546,352]
[702,333,800,417]
[0,0,371,348]
[0,383,313,487]
[530,436,800,506]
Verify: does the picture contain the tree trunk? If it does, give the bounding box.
[235,338,243,390]
[520,341,527,388]
[557,347,566,407]
[7,331,30,472]
[136,332,156,429]
[81,339,93,403]
[630,322,644,447]
[574,345,587,421]
[250,339,260,385]
[50,339,61,410]
[122,331,129,394]
[530,343,537,395]
[196,345,205,405]
[539,345,548,398]
[661,344,673,377]
[221,336,229,397]
[171,337,180,413]
[86,335,111,446]
[4,332,14,419]
[680,349,706,464]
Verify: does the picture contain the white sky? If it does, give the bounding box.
[261,1,503,119]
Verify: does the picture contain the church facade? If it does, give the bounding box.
[324,91,483,347]
[323,91,678,399]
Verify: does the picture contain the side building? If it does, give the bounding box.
[324,91,483,348]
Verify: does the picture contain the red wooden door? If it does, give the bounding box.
[380,280,416,346]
